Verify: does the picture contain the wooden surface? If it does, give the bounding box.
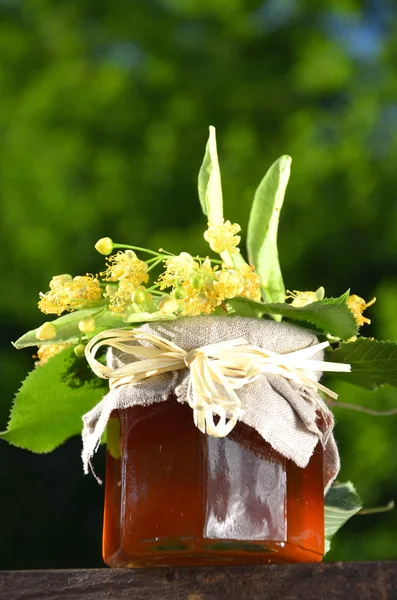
[0,563,397,600]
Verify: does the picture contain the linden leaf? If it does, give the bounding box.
[326,338,397,389]
[0,348,106,452]
[14,308,126,349]
[247,155,291,303]
[198,125,223,225]
[229,291,358,340]
[324,481,362,553]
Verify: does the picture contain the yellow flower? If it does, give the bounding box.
[105,279,137,314]
[204,220,241,254]
[67,276,102,306]
[36,344,70,365]
[180,284,220,316]
[102,250,149,285]
[214,268,245,300]
[38,275,102,315]
[347,295,376,326]
[95,237,113,255]
[286,290,320,307]
[158,253,197,289]
[36,322,57,341]
[239,265,262,302]
[210,265,261,303]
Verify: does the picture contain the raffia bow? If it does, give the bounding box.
[85,329,351,438]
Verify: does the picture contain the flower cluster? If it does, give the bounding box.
[34,221,264,358]
[158,254,261,316]
[34,219,375,364]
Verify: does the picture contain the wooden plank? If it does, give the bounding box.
[0,563,396,600]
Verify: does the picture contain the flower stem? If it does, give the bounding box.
[147,258,163,272]
[113,243,161,257]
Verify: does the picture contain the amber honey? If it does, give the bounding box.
[103,400,324,567]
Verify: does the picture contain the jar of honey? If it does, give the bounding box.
[103,398,324,567]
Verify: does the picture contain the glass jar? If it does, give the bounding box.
[103,399,324,567]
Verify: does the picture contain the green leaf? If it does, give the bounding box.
[229,291,358,340]
[14,308,126,349]
[324,481,362,553]
[198,125,223,225]
[226,298,266,319]
[247,155,291,303]
[326,338,397,389]
[0,348,106,452]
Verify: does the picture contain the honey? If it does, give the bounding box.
[103,399,324,567]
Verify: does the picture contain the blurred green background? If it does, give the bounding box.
[1,0,396,568]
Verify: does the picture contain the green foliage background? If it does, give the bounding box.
[1,0,396,567]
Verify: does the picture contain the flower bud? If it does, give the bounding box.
[74,343,86,357]
[95,237,114,256]
[173,286,186,300]
[132,289,147,304]
[36,322,57,341]
[190,274,204,289]
[78,316,96,333]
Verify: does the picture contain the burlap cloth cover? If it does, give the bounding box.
[82,316,339,491]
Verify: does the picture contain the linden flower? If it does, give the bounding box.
[214,268,245,300]
[286,290,320,308]
[102,250,149,285]
[38,275,102,315]
[105,279,137,314]
[178,267,221,316]
[180,284,220,316]
[204,220,241,254]
[158,253,197,289]
[239,265,262,302]
[348,295,376,326]
[36,344,70,365]
[67,276,102,306]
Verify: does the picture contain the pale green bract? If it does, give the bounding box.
[13,308,126,349]
[123,311,177,324]
[198,125,223,225]
[247,155,291,304]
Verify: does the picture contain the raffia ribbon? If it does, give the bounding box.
[85,329,351,438]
